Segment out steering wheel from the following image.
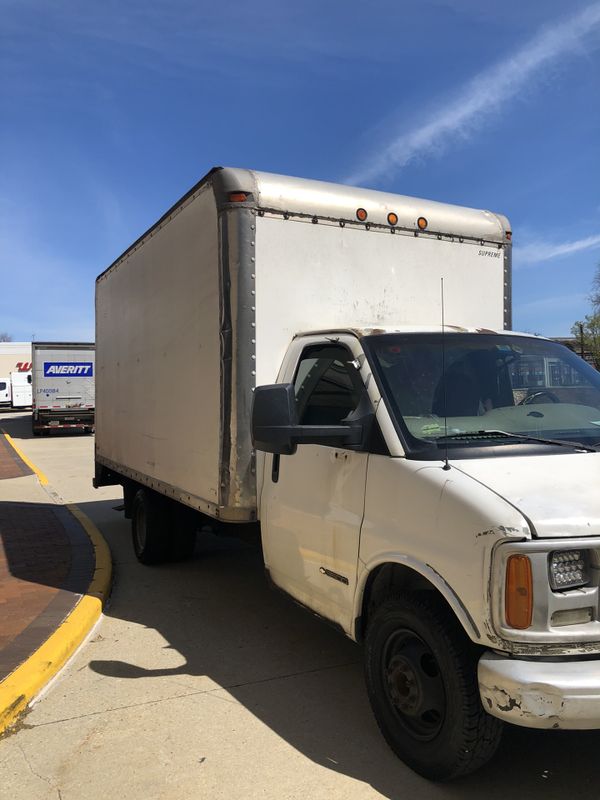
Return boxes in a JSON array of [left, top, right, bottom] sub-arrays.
[[518, 390, 561, 405]]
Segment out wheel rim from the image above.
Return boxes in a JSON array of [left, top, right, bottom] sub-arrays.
[[134, 499, 147, 553], [382, 628, 446, 741]]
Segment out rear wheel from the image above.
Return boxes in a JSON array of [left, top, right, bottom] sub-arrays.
[[365, 594, 503, 781], [131, 489, 170, 565], [169, 503, 197, 561], [131, 489, 197, 564]]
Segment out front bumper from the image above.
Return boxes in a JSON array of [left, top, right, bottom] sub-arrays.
[[478, 651, 600, 729]]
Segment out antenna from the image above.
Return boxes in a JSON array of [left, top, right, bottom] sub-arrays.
[[441, 278, 451, 471]]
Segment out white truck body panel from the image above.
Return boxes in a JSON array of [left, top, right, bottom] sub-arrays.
[[96, 185, 222, 513], [9, 371, 32, 408], [254, 216, 505, 386]]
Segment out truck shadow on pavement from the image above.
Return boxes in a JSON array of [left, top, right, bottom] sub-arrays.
[[68, 498, 600, 800], [0, 413, 93, 440]]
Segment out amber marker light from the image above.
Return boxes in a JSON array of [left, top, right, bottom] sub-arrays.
[[356, 207, 368, 222], [229, 192, 248, 202], [505, 554, 533, 629], [417, 216, 428, 230], [387, 212, 398, 226]]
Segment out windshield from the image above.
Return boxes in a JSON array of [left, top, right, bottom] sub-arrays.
[[364, 333, 600, 454]]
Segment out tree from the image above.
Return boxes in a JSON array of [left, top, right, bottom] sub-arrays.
[[590, 261, 600, 313], [0, 332, 13, 342], [571, 314, 600, 369]]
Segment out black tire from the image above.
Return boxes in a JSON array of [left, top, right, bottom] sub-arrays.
[[170, 528, 196, 561], [168, 503, 197, 561], [365, 594, 503, 781], [131, 488, 170, 565]]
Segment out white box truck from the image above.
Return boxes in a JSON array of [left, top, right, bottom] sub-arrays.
[[0, 377, 9, 406], [32, 342, 95, 434], [95, 168, 600, 780], [9, 370, 32, 409]]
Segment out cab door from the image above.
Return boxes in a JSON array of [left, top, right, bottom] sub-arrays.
[[260, 339, 375, 633]]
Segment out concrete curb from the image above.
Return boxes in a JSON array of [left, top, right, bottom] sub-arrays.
[[0, 503, 112, 735]]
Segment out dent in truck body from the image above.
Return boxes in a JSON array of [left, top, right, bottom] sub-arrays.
[[217, 204, 258, 512], [478, 651, 600, 729]]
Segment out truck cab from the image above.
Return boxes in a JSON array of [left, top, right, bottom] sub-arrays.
[[253, 325, 600, 779]]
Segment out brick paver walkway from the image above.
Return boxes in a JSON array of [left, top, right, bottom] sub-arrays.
[[0, 502, 95, 682], [0, 435, 33, 480]]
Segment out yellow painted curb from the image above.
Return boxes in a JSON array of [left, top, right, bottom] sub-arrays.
[[0, 504, 112, 735], [1, 430, 49, 485]]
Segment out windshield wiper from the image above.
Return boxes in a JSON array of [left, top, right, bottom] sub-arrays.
[[436, 429, 598, 453]]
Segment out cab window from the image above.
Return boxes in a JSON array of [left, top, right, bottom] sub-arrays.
[[294, 344, 364, 425]]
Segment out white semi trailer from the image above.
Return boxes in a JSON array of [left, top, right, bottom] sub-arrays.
[[95, 167, 600, 780], [32, 342, 95, 434]]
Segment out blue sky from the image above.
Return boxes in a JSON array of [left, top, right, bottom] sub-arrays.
[[1, 0, 599, 340]]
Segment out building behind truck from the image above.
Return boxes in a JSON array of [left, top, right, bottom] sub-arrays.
[[0, 341, 32, 379], [95, 167, 600, 780], [0, 343, 33, 409], [32, 342, 95, 434]]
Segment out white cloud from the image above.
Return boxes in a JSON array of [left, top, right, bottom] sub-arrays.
[[514, 232, 600, 266], [516, 293, 588, 313], [346, 2, 600, 185]]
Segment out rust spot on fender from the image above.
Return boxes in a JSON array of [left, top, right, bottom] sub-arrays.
[[476, 524, 521, 539]]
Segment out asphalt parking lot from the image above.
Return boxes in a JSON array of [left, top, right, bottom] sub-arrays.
[[1, 410, 600, 799]]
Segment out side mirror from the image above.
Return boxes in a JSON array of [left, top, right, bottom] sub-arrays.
[[251, 383, 374, 455], [252, 384, 300, 455]]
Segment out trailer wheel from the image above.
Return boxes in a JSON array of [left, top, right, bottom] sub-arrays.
[[364, 594, 502, 781], [168, 503, 197, 561], [131, 489, 170, 565]]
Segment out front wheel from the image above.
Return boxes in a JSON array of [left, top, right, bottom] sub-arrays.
[[365, 594, 503, 781]]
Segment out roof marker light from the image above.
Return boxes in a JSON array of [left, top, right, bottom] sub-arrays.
[[417, 216, 428, 230], [229, 192, 248, 203], [356, 208, 368, 222], [387, 212, 398, 226]]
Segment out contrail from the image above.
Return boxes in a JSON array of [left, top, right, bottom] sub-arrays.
[[346, 3, 600, 186], [515, 232, 600, 266]]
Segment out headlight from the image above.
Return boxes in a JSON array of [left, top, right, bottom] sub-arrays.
[[548, 550, 590, 591]]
